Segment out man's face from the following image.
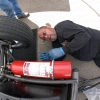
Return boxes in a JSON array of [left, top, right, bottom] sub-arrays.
[[38, 26, 57, 42]]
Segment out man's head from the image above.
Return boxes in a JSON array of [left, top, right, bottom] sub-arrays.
[[38, 26, 57, 42]]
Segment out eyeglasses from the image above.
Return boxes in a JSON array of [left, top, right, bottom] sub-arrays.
[[42, 27, 47, 41]]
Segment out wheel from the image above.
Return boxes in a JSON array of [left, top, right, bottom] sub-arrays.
[[0, 15, 34, 48]]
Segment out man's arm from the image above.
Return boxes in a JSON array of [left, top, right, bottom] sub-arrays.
[[62, 31, 91, 53], [56, 20, 91, 53]]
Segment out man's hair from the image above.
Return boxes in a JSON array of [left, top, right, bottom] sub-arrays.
[[39, 26, 46, 30], [39, 23, 51, 30]]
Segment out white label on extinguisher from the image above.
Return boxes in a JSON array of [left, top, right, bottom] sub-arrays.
[[23, 62, 52, 78]]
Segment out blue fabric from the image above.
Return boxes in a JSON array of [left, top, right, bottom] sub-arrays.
[[40, 47, 65, 60], [0, 0, 22, 18]]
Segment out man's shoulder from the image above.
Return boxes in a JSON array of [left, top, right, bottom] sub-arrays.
[[55, 20, 73, 27]]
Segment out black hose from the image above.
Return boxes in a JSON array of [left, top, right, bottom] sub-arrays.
[[4, 74, 77, 85]]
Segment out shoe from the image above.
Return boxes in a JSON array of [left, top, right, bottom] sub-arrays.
[[17, 12, 30, 19]]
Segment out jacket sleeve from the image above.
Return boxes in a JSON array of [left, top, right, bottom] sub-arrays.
[[61, 21, 91, 53]]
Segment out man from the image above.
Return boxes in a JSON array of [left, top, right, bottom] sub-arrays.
[[38, 20, 100, 68], [0, 0, 29, 19]]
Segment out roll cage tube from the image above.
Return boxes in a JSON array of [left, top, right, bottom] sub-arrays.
[[0, 40, 10, 72]]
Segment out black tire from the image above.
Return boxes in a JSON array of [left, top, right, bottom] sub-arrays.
[[0, 15, 34, 48]]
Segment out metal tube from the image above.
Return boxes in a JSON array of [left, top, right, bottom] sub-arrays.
[[71, 68, 79, 100]]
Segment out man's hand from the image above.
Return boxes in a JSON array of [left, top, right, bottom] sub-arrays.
[[40, 52, 50, 60], [40, 47, 65, 60]]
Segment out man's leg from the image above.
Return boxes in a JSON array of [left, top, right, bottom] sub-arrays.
[[0, 0, 16, 18], [9, 0, 29, 19], [8, 0, 22, 16]]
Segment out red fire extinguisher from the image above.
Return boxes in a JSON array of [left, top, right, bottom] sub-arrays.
[[9, 60, 72, 79]]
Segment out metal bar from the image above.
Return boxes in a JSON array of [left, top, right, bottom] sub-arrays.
[[71, 69, 79, 100]]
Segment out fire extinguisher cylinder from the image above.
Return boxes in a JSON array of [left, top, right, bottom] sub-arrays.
[[10, 60, 72, 79]]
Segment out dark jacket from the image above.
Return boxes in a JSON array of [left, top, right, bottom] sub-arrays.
[[52, 20, 100, 62]]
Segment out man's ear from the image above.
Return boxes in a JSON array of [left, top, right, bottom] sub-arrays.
[[46, 23, 51, 27], [46, 23, 52, 29], [46, 25, 51, 28]]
